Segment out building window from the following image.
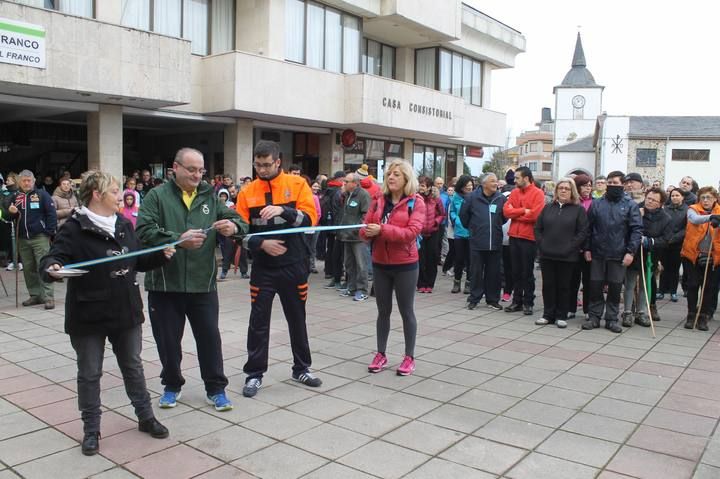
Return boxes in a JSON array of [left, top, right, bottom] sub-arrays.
[[413, 144, 457, 184], [528, 161, 537, 172], [362, 38, 395, 79], [636, 148, 657, 167], [285, 0, 361, 74], [671, 149, 710, 162], [343, 139, 403, 178], [573, 107, 584, 120], [529, 142, 538, 152], [119, 0, 234, 55], [415, 47, 482, 106], [542, 162, 552, 172], [15, 0, 93, 17]]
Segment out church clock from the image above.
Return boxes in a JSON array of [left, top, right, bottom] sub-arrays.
[[572, 95, 586, 108]]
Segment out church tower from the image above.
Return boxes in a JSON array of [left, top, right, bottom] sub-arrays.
[[552, 33, 604, 177]]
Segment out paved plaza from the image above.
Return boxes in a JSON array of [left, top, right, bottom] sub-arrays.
[[1, 264, 720, 479]]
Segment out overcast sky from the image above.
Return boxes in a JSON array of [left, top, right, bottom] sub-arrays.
[[470, 0, 720, 143]]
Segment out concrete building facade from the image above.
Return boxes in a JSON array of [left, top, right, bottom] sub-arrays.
[[0, 0, 525, 183]]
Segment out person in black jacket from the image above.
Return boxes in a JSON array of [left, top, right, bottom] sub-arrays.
[[582, 171, 643, 333], [7, 170, 57, 309], [322, 171, 346, 288], [459, 173, 506, 310], [40, 171, 174, 457], [658, 188, 688, 302], [534, 179, 588, 328], [621, 187, 672, 327]]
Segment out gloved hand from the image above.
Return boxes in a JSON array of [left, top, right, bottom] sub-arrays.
[[711, 215, 720, 228]]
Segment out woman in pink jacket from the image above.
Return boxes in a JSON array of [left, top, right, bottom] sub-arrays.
[[416, 176, 445, 293], [361, 159, 425, 376]]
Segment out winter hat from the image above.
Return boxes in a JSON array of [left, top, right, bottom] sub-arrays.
[[356, 164, 369, 178], [624, 172, 643, 184], [573, 174, 592, 189], [505, 169, 515, 186], [332, 170, 345, 180]]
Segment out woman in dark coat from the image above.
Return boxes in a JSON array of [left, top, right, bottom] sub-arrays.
[[534, 178, 588, 328], [40, 171, 174, 456], [658, 188, 688, 301]]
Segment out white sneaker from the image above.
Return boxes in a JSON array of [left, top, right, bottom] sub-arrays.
[[556, 319, 568, 328], [18, 263, 23, 271], [5, 262, 14, 271], [535, 318, 549, 325]]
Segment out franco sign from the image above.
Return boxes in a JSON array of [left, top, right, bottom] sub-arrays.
[[0, 18, 46, 69]]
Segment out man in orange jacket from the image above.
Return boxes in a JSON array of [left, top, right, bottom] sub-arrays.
[[235, 140, 321, 398], [502, 166, 546, 315]]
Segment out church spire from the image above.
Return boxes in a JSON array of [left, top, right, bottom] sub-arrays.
[[572, 32, 586, 68]]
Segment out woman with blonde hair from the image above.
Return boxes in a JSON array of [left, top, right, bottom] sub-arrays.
[[360, 159, 424, 376], [40, 171, 175, 456], [534, 178, 588, 328]]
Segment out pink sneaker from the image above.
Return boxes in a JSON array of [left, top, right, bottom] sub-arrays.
[[397, 356, 415, 376], [426, 288, 433, 294], [368, 352, 388, 373], [502, 293, 511, 302]]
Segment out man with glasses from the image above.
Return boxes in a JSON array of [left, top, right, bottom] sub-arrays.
[[235, 140, 322, 398], [337, 172, 370, 302], [136, 147, 248, 412]]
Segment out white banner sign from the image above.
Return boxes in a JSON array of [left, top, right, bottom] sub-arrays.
[[0, 17, 46, 69]]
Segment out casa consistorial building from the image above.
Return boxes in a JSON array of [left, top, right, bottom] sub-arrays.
[[0, 0, 524, 182]]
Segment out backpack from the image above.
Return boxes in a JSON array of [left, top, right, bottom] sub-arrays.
[[408, 197, 423, 249]]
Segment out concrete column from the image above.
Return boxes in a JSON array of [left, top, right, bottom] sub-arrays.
[[224, 119, 254, 180], [87, 105, 123, 180], [481, 63, 493, 108], [318, 133, 333, 176], [94, 0, 122, 24], [403, 139, 414, 162]]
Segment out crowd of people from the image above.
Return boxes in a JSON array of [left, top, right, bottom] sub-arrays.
[[1, 142, 719, 456]]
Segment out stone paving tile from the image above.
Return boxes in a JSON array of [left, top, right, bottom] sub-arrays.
[[155, 409, 231, 442], [188, 425, 275, 462], [536, 430, 621, 468], [599, 382, 666, 406], [503, 399, 576, 428], [4, 384, 75, 409], [439, 436, 526, 475], [14, 448, 115, 479], [339, 440, 430, 479], [418, 403, 495, 433], [125, 444, 223, 479], [658, 392, 720, 418], [286, 423, 371, 460], [383, 420, 465, 455], [473, 416, 553, 449], [330, 406, 409, 437], [477, 376, 542, 398], [643, 408, 717, 437], [404, 458, 495, 478], [301, 463, 376, 479], [506, 452, 599, 479], [285, 393, 361, 422], [627, 425, 708, 461], [694, 464, 720, 479], [583, 396, 652, 423], [98, 429, 179, 465], [240, 408, 321, 441], [0, 427, 76, 466], [561, 412, 637, 443], [368, 392, 442, 419], [606, 445, 696, 479], [527, 384, 594, 409], [549, 373, 610, 394], [193, 465, 256, 479], [450, 388, 520, 414], [0, 411, 47, 441]]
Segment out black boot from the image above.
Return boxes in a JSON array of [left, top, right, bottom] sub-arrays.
[[605, 321, 623, 333], [82, 432, 100, 456], [463, 281, 471, 294], [505, 303, 523, 313], [684, 313, 696, 329], [451, 280, 461, 294], [650, 304, 661, 322], [621, 312, 633, 328], [139, 417, 169, 439], [698, 314, 709, 332], [582, 317, 600, 330]]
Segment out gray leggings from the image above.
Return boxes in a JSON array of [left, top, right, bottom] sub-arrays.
[[374, 265, 418, 357]]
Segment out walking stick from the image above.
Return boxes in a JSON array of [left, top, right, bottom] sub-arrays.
[[639, 243, 656, 338], [13, 218, 19, 308], [693, 227, 717, 330]]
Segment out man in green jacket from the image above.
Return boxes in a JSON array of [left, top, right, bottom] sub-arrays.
[[136, 147, 248, 412]]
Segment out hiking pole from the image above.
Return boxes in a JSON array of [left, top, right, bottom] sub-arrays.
[[13, 218, 19, 308], [693, 227, 717, 330], [639, 242, 656, 338]]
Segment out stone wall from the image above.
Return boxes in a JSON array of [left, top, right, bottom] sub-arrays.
[[627, 139, 667, 186]]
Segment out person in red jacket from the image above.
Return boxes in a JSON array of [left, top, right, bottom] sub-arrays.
[[502, 166, 546, 315], [360, 158, 425, 376], [416, 176, 445, 293]]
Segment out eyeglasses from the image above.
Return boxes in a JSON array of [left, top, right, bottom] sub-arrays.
[[253, 161, 276, 170], [700, 195, 716, 201], [175, 163, 206, 175], [557, 186, 572, 191]]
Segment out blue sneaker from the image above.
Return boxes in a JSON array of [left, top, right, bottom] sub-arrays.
[[353, 291, 368, 302], [206, 392, 233, 411], [158, 390, 181, 408]]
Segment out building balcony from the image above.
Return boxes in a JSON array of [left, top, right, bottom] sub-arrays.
[[0, 1, 191, 108], [196, 51, 506, 146]]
